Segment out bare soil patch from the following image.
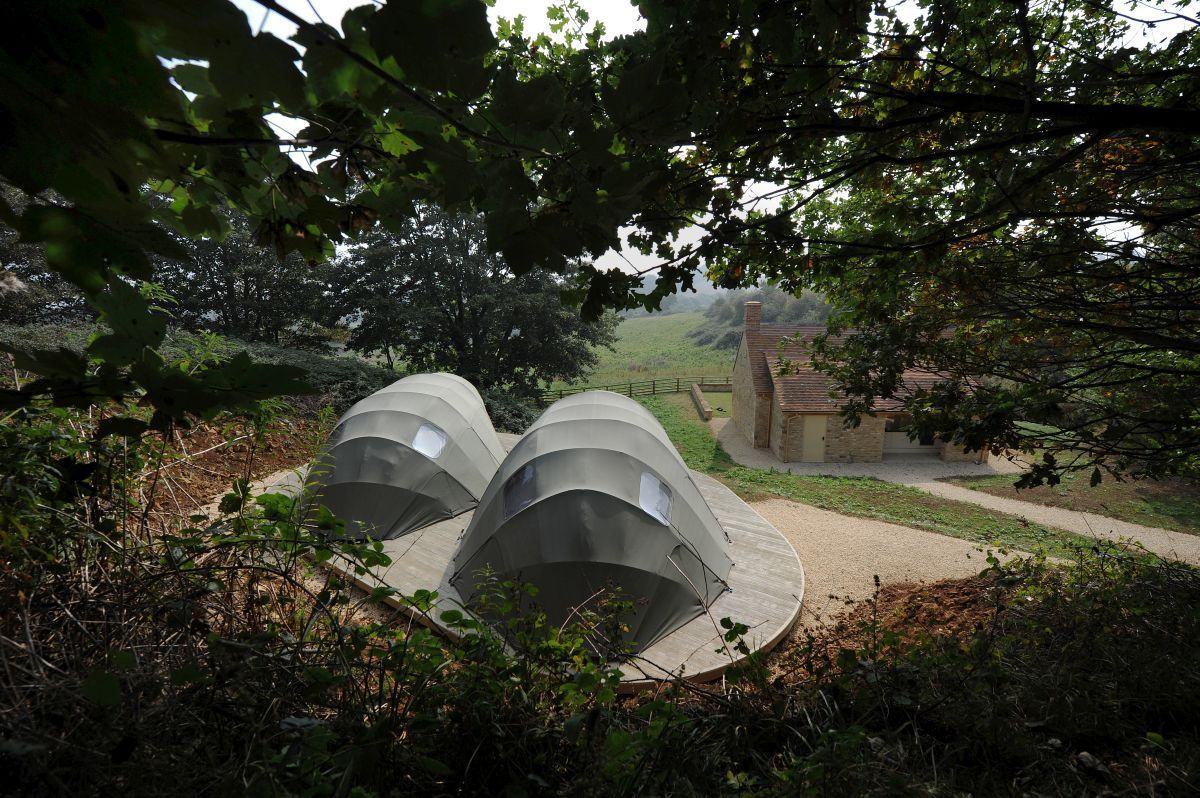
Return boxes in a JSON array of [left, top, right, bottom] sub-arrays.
[[141, 418, 327, 530], [771, 574, 1008, 682]]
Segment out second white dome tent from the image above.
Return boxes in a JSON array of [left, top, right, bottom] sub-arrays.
[[304, 373, 506, 540], [450, 391, 735, 652]]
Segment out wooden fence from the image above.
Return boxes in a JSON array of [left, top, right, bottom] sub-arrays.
[[538, 375, 732, 405]]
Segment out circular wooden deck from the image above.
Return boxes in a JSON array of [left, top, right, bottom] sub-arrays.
[[273, 433, 805, 688]]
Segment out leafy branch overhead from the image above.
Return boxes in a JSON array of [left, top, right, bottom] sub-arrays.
[[2, 0, 1199, 477]]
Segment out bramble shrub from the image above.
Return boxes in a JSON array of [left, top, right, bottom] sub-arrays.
[[3, 353, 1199, 795]]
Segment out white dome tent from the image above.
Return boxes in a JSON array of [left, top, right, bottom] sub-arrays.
[[450, 391, 735, 652], [303, 373, 506, 540]]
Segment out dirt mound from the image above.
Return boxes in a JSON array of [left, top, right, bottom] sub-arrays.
[[772, 574, 1008, 682]]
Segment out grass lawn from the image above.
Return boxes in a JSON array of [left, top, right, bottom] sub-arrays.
[[699, 389, 731, 417], [943, 471, 1200, 535], [549, 312, 733, 389], [641, 395, 1100, 559]]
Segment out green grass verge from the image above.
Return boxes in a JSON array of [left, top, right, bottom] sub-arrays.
[[943, 471, 1200, 536], [641, 394, 1099, 559], [699, 389, 731, 417], [550, 312, 733, 389]]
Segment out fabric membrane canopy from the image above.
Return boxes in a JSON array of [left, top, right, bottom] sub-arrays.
[[304, 373, 505, 540], [451, 391, 734, 652]]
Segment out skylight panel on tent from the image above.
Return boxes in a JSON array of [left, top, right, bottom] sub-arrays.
[[503, 463, 536, 520], [411, 421, 448, 459], [639, 472, 672, 525]]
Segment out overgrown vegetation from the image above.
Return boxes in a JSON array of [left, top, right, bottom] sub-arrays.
[[5, 393, 1198, 795], [641, 395, 1096, 558], [0, 323, 398, 414], [6, 318, 1195, 795]]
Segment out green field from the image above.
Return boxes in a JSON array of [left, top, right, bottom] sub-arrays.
[[699, 389, 731, 417], [549, 312, 734, 389]]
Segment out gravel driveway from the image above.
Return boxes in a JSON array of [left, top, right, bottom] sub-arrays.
[[750, 498, 1007, 625]]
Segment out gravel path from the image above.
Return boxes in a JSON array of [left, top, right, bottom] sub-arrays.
[[750, 498, 1004, 625], [909, 480, 1200, 564], [712, 418, 1200, 565]]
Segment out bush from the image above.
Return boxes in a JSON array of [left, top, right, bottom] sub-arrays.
[[481, 387, 541, 433], [4, 390, 1200, 796], [236, 341, 396, 414], [0, 321, 94, 354], [6, 327, 1200, 797], [0, 323, 398, 415]]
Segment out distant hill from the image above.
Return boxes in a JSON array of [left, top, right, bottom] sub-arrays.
[[689, 286, 834, 349], [619, 274, 731, 318]]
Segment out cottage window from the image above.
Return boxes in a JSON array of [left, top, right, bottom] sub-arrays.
[[885, 414, 934, 445]]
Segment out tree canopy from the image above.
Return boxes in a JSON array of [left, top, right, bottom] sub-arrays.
[[153, 209, 325, 344], [1, 0, 1198, 478], [326, 206, 617, 395]]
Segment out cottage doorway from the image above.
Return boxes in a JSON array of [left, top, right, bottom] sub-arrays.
[[801, 415, 826, 462]]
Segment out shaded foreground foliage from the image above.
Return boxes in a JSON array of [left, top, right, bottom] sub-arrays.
[[3, 387, 1198, 795]]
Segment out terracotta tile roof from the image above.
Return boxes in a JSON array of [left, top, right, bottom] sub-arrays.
[[744, 324, 831, 395], [766, 355, 949, 414]]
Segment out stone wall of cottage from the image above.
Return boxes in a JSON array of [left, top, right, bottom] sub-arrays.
[[731, 342, 763, 446], [823, 415, 886, 463], [753, 393, 772, 448], [768, 394, 785, 460], [936, 439, 990, 463], [781, 413, 811, 462]]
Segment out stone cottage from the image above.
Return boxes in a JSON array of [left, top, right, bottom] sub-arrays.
[[730, 301, 986, 464]]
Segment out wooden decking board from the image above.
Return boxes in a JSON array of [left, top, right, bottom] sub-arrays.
[[279, 433, 804, 688]]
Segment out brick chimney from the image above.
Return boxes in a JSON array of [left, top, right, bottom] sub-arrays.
[[743, 300, 762, 329]]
